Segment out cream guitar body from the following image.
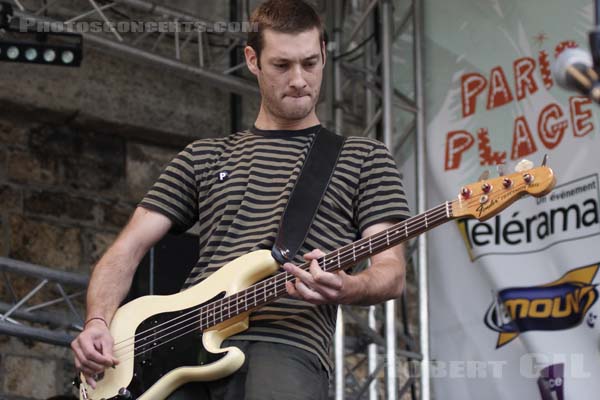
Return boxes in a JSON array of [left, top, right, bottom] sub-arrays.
[[80, 250, 279, 400]]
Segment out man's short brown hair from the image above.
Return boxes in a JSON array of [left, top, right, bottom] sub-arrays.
[[247, 0, 325, 67]]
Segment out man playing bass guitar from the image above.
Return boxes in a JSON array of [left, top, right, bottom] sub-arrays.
[[71, 1, 410, 398]]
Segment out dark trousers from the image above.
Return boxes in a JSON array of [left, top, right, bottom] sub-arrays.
[[168, 340, 330, 400]]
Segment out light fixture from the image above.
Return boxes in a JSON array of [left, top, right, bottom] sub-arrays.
[[43, 49, 56, 62], [61, 50, 74, 64], [25, 48, 37, 61], [0, 1, 83, 67], [6, 46, 19, 59]]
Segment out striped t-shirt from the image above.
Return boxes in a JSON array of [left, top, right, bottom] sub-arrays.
[[139, 124, 410, 374]]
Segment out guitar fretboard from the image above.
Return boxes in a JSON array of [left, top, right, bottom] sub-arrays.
[[197, 201, 454, 330]]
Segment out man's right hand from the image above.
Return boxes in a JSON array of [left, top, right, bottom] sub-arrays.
[[71, 319, 120, 389]]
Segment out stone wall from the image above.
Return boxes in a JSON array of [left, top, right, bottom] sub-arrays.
[[0, 113, 187, 399]]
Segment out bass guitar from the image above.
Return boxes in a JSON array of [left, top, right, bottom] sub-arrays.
[[79, 162, 556, 400]]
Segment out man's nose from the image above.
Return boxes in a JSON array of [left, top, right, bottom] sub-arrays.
[[289, 64, 308, 89]]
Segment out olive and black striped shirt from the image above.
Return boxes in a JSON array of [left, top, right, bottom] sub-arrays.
[[139, 124, 410, 374]]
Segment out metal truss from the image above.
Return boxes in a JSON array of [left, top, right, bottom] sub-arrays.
[[326, 0, 425, 399], [6, 0, 259, 96], [0, 257, 86, 346]]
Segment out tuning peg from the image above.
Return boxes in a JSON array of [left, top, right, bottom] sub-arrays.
[[478, 170, 490, 181], [541, 154, 548, 167], [514, 159, 534, 172], [496, 164, 505, 176]]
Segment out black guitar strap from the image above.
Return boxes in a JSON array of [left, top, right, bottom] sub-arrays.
[[271, 127, 345, 265]]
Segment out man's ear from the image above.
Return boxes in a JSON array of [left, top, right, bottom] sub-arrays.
[[321, 41, 326, 68], [245, 45, 260, 76]]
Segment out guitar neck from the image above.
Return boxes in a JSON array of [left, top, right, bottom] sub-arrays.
[[204, 201, 455, 329]]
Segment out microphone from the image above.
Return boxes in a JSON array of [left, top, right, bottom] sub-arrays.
[[552, 48, 600, 102]]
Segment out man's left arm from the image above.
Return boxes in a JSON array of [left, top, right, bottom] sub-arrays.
[[284, 221, 406, 305]]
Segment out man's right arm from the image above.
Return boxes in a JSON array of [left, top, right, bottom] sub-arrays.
[[71, 206, 173, 387]]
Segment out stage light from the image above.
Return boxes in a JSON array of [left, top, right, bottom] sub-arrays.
[[0, 37, 83, 67], [0, 1, 83, 67], [25, 48, 37, 61], [61, 50, 74, 64], [43, 49, 56, 62], [6, 46, 19, 59]]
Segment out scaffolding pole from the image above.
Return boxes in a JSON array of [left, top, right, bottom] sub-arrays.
[[413, 0, 431, 397], [333, 1, 345, 398], [380, 2, 398, 399]]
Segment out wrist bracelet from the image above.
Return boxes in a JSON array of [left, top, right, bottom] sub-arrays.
[[84, 317, 108, 328]]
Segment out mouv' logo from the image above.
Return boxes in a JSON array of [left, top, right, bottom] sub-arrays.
[[484, 264, 599, 348]]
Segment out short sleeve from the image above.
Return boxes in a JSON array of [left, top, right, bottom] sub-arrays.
[[355, 141, 411, 233], [139, 143, 198, 233]]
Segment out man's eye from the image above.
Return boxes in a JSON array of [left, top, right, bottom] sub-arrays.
[[275, 64, 287, 69]]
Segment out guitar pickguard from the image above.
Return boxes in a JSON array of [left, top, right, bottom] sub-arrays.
[[114, 292, 227, 399]]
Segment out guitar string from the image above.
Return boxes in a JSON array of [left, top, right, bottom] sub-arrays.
[[112, 202, 454, 356], [111, 204, 451, 358], [111, 204, 450, 356], [115, 202, 450, 347], [111, 201, 449, 352], [117, 176, 533, 361], [112, 182, 530, 357], [114, 206, 454, 362]]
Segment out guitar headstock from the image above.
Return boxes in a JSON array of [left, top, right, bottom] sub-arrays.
[[452, 160, 556, 221]]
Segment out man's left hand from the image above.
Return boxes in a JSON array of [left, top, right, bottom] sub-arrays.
[[283, 249, 353, 305]]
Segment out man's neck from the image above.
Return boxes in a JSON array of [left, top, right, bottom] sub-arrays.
[[254, 107, 320, 131]]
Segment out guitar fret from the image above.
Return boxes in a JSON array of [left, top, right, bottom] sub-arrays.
[[273, 275, 279, 300], [217, 299, 222, 324], [352, 244, 356, 261], [265, 278, 277, 298]]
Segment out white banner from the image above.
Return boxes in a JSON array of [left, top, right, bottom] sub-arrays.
[[424, 1, 600, 398]]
